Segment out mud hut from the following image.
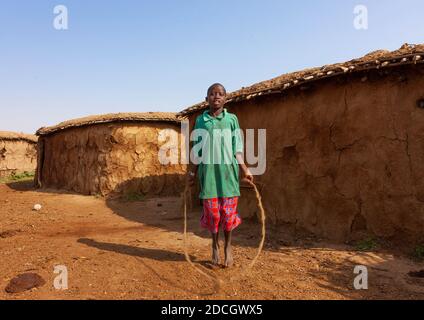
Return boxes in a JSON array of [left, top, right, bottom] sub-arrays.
[[0, 131, 37, 178], [178, 43, 424, 242], [35, 112, 185, 197]]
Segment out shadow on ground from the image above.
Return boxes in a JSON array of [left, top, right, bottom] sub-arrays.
[[6, 179, 424, 298], [304, 249, 424, 299], [5, 180, 35, 191], [104, 177, 269, 251], [77, 238, 196, 262]]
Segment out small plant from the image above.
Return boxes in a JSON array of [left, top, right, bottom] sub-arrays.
[[0, 171, 35, 184], [10, 171, 35, 181], [123, 192, 145, 202], [412, 244, 424, 262], [355, 237, 378, 251]]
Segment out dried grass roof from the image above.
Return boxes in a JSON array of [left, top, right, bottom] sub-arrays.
[[178, 43, 424, 116], [0, 131, 38, 143], [36, 112, 180, 136]]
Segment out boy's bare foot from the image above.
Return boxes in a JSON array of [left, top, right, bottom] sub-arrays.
[[212, 244, 220, 265], [211, 232, 220, 265], [224, 245, 233, 268]]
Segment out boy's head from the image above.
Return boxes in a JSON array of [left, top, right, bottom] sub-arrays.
[[206, 83, 227, 111]]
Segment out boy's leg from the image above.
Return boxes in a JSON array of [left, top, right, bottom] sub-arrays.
[[211, 231, 220, 265], [224, 230, 233, 267], [220, 197, 241, 268], [200, 198, 221, 265]]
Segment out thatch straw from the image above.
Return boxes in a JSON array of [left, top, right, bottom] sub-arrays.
[[178, 43, 424, 116], [36, 112, 180, 136], [0, 131, 38, 143]]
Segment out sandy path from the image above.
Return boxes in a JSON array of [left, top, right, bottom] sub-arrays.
[[1, 181, 424, 300]]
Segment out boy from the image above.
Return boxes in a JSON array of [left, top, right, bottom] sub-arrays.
[[188, 83, 253, 268]]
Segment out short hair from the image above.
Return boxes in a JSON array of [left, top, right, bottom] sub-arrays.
[[207, 83, 227, 96]]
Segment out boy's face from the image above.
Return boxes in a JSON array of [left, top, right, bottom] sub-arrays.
[[206, 85, 226, 111]]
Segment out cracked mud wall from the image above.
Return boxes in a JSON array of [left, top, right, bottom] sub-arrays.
[[38, 122, 186, 197], [187, 65, 424, 242], [0, 140, 37, 178]]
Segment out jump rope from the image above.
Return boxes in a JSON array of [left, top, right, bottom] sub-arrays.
[[182, 179, 266, 294]]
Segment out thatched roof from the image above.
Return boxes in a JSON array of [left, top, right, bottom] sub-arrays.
[[36, 112, 180, 136], [0, 131, 38, 143], [177, 43, 424, 117]]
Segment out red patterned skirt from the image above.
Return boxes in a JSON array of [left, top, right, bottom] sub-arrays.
[[200, 197, 242, 234]]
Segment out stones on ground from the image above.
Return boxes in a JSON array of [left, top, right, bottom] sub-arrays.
[[0, 229, 21, 238], [5, 273, 46, 293], [408, 270, 424, 278]]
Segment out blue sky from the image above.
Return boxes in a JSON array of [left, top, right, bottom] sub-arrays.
[[1, 0, 424, 133]]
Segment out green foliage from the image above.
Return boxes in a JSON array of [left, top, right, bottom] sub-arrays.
[[355, 237, 378, 251], [0, 171, 35, 184], [123, 192, 145, 202], [10, 171, 35, 181], [412, 244, 424, 262]]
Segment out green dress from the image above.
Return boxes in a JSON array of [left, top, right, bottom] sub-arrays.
[[192, 108, 244, 199]]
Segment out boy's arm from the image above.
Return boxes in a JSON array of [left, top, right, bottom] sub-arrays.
[[187, 163, 198, 186], [187, 117, 200, 186], [233, 115, 253, 183], [236, 152, 253, 183], [188, 163, 198, 175]]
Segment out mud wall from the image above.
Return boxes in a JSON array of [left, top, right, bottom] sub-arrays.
[[38, 122, 186, 196], [187, 65, 424, 242], [0, 140, 37, 178]]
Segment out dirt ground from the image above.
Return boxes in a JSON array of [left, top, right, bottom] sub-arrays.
[[1, 181, 424, 300]]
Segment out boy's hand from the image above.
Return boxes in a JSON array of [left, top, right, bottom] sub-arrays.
[[242, 167, 254, 184], [187, 171, 196, 186]]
